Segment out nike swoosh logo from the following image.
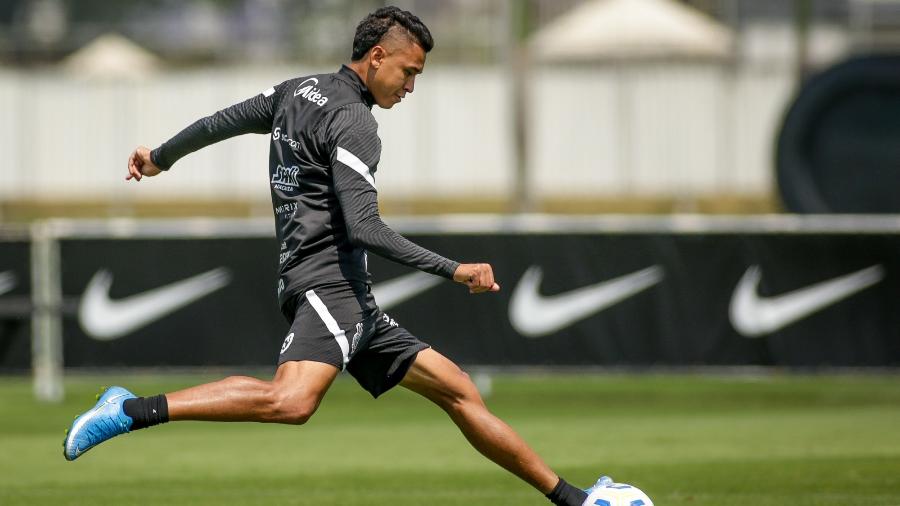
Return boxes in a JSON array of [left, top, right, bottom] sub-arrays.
[[509, 265, 665, 338], [729, 264, 885, 337], [0, 271, 16, 296], [79, 268, 232, 340], [371, 271, 443, 310]]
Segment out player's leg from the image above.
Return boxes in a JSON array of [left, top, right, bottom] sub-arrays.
[[63, 360, 339, 461], [400, 349, 589, 505], [64, 284, 363, 461], [165, 359, 339, 423], [347, 311, 588, 506], [399, 348, 560, 493]]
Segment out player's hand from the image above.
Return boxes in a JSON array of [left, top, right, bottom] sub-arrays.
[[127, 146, 162, 181], [453, 263, 500, 294]]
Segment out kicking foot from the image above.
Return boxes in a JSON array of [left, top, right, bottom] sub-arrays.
[[583, 475, 654, 506], [584, 476, 614, 495]]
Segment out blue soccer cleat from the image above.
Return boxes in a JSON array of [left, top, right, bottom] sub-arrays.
[[63, 386, 136, 461], [585, 475, 615, 495], [583, 475, 655, 506]]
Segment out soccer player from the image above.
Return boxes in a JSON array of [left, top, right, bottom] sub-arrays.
[[64, 7, 597, 506]]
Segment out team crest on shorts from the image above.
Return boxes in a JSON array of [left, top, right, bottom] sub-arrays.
[[382, 313, 399, 328], [280, 332, 295, 354]]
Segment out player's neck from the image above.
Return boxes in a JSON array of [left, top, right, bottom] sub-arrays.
[[346, 61, 369, 87]]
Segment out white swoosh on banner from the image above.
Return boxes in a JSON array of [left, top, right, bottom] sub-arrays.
[[509, 265, 664, 338], [371, 271, 443, 310], [729, 264, 885, 337], [79, 268, 232, 341], [0, 271, 16, 296]]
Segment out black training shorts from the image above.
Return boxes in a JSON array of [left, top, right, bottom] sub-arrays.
[[278, 281, 429, 398]]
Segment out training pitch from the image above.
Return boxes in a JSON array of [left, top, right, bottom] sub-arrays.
[[1, 372, 899, 505]]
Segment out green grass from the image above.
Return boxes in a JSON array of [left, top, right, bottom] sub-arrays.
[[1, 372, 899, 505]]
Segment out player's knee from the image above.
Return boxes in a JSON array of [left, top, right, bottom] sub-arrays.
[[266, 387, 319, 425], [438, 370, 484, 414], [283, 403, 317, 425], [278, 397, 319, 425]]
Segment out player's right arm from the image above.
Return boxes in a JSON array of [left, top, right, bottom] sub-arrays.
[[127, 83, 286, 180], [451, 263, 500, 294], [327, 106, 499, 294]]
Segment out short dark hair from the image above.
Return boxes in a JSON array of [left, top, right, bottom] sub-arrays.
[[351, 6, 434, 61]]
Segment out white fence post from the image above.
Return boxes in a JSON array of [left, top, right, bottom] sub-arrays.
[[31, 222, 64, 402]]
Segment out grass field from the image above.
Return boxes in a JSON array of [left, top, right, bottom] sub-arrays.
[[1, 372, 899, 505]]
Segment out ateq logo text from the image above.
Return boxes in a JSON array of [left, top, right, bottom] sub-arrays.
[[294, 78, 329, 106]]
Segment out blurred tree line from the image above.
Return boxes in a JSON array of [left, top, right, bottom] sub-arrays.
[[0, 0, 855, 66]]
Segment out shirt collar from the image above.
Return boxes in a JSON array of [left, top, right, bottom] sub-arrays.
[[337, 65, 375, 109]]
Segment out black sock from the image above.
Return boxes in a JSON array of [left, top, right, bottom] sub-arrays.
[[546, 477, 588, 506], [122, 394, 169, 430]]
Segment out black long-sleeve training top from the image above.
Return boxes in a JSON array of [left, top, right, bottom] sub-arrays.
[[151, 65, 459, 308]]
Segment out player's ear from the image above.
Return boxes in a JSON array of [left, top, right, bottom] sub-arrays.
[[370, 45, 386, 69]]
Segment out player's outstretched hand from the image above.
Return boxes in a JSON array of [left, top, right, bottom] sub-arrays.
[[127, 146, 162, 181], [453, 263, 500, 294]]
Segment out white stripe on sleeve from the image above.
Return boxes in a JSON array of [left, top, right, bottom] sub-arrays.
[[336, 147, 376, 189]]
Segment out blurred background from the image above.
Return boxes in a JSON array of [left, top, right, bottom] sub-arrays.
[[1, 0, 899, 219], [2, 5, 899, 505], [2, 0, 900, 378]]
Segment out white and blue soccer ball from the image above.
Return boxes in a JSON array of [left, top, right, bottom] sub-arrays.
[[584, 476, 654, 506]]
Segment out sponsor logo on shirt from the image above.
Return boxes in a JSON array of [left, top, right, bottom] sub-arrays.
[[272, 127, 301, 150], [294, 78, 329, 106], [275, 202, 297, 216], [279, 241, 290, 265], [271, 164, 300, 191]]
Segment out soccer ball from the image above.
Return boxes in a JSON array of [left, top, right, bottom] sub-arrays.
[[584, 476, 654, 506]]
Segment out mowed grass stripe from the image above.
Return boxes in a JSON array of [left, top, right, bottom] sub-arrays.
[[1, 373, 898, 505]]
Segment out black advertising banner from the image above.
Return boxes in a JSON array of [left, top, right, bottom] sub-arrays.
[[54, 230, 900, 368], [0, 239, 32, 369], [372, 233, 900, 367], [60, 238, 286, 368]]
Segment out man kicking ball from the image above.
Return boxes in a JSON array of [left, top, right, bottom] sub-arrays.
[[64, 6, 605, 506]]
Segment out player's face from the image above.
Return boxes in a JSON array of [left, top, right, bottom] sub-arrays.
[[369, 41, 425, 109]]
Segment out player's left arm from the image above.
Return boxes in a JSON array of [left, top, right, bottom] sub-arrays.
[[127, 82, 286, 181]]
